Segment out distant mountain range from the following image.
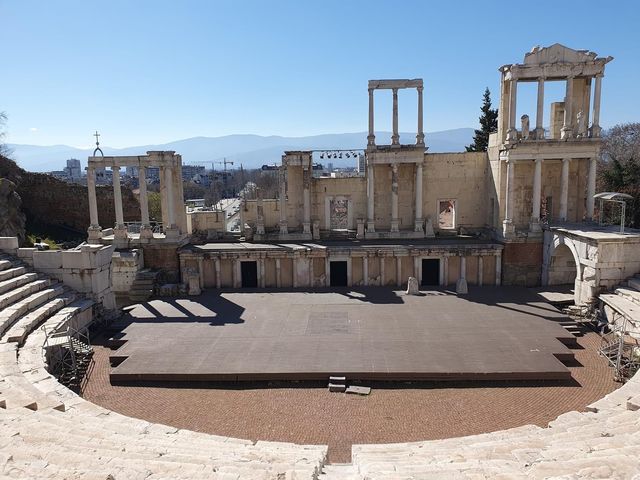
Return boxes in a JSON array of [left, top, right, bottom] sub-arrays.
[[6, 129, 474, 172]]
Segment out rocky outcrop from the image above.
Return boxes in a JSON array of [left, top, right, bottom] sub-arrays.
[[0, 178, 26, 244]]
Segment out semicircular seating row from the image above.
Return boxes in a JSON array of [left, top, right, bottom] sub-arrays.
[[1, 250, 640, 479]]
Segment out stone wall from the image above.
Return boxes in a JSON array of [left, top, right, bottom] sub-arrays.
[[502, 240, 543, 286]]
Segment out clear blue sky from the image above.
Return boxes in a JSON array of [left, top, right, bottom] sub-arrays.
[[1, 0, 639, 148]]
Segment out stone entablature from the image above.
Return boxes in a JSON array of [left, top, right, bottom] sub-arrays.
[[87, 151, 187, 246]]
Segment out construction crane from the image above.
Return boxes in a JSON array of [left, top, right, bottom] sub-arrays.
[[211, 158, 234, 173]]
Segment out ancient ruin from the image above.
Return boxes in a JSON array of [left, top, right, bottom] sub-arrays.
[[1, 44, 640, 478]]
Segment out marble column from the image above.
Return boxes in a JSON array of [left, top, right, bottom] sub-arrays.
[[379, 256, 385, 286], [112, 166, 127, 239], [456, 256, 468, 294], [302, 166, 311, 234], [478, 256, 484, 286], [559, 158, 571, 222], [591, 74, 603, 138], [363, 256, 368, 286], [232, 258, 238, 288], [396, 256, 402, 287], [86, 166, 102, 243], [308, 257, 314, 288], [495, 252, 502, 286], [413, 257, 419, 280], [530, 158, 543, 232], [367, 88, 375, 146], [139, 166, 153, 239], [414, 162, 424, 233], [325, 257, 330, 287], [561, 76, 574, 140], [164, 167, 176, 236], [391, 88, 399, 145], [586, 157, 597, 220], [367, 162, 375, 232], [507, 80, 518, 142], [279, 168, 288, 235], [416, 86, 425, 145], [275, 258, 281, 288], [535, 77, 545, 139], [442, 256, 449, 286], [259, 258, 266, 288], [390, 164, 399, 233], [292, 258, 298, 288], [214, 258, 221, 289], [502, 160, 515, 237]]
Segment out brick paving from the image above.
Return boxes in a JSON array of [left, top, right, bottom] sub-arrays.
[[83, 329, 618, 464]]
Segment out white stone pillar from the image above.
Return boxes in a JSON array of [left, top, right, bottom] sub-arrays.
[[308, 257, 314, 288], [215, 258, 221, 289], [292, 258, 298, 288], [530, 158, 543, 232], [535, 77, 545, 139], [414, 162, 423, 233], [502, 160, 515, 237], [302, 166, 311, 234], [368, 88, 375, 146], [279, 168, 288, 235], [275, 258, 281, 288], [507, 80, 518, 142], [591, 74, 603, 137], [478, 256, 484, 286], [559, 158, 570, 222], [390, 164, 399, 233], [138, 166, 153, 239], [561, 76, 574, 140], [367, 162, 375, 232], [379, 256, 385, 286], [165, 167, 176, 228], [259, 258, 266, 288], [442, 256, 449, 286], [232, 258, 238, 288], [456, 256, 468, 294], [413, 257, 419, 279], [363, 256, 368, 286], [587, 157, 597, 220], [325, 257, 330, 287], [112, 166, 127, 240], [86, 166, 102, 243], [416, 86, 425, 145], [495, 252, 502, 286], [391, 88, 399, 145], [396, 256, 402, 287]]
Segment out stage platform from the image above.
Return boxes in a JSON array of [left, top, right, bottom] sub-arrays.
[[109, 287, 578, 383]]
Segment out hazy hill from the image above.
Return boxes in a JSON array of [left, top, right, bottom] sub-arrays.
[[6, 129, 473, 172]]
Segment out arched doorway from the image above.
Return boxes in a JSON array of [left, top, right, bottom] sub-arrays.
[[547, 243, 579, 286]]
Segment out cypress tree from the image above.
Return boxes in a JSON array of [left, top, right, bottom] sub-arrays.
[[466, 88, 498, 152]]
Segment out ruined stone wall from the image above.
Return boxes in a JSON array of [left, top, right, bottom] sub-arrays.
[[0, 178, 26, 244], [502, 240, 543, 286], [312, 177, 366, 229]]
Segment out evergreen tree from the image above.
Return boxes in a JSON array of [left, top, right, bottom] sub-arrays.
[[465, 88, 498, 152]]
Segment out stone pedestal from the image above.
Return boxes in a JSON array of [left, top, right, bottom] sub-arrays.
[[502, 220, 515, 238], [279, 221, 288, 236], [139, 226, 154, 239], [114, 226, 128, 240], [187, 274, 201, 296], [406, 276, 419, 295], [356, 219, 365, 239], [312, 220, 320, 240], [456, 278, 468, 295], [87, 226, 103, 244], [302, 222, 311, 235], [390, 219, 399, 233], [424, 218, 435, 237]]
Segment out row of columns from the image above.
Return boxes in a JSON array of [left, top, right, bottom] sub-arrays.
[[366, 162, 424, 233], [503, 156, 597, 236], [507, 74, 604, 142], [86, 164, 180, 243], [367, 86, 425, 147], [206, 253, 502, 289]]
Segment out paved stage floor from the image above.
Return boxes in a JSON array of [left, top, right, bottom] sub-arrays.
[[110, 287, 577, 383]]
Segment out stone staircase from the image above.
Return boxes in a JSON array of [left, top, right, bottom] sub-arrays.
[[0, 252, 328, 477], [128, 269, 159, 303]]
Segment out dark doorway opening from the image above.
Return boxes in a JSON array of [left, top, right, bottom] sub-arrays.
[[241, 261, 258, 288], [330, 261, 348, 287], [422, 259, 440, 286]]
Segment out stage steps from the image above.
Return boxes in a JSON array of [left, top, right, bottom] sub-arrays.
[[128, 269, 158, 302]]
